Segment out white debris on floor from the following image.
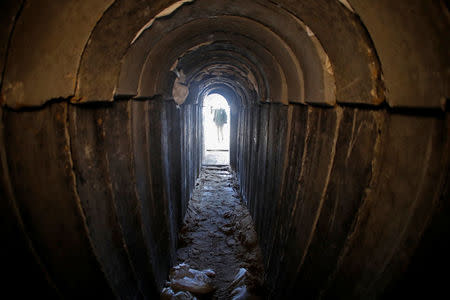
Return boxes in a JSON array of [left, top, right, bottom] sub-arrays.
[[162, 166, 265, 299]]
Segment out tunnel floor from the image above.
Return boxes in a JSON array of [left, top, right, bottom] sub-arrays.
[[172, 166, 264, 299], [203, 150, 230, 166]]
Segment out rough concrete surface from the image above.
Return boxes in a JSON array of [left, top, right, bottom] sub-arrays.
[[2, 0, 114, 108]]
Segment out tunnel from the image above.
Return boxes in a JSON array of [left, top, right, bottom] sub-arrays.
[[0, 0, 449, 299]]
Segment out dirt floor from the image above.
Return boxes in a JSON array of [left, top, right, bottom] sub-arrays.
[[174, 166, 265, 299]]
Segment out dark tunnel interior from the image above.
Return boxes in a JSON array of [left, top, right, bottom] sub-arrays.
[[0, 0, 449, 299]]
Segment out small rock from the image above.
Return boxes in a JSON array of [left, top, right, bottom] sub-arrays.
[[240, 215, 252, 228], [219, 224, 234, 235], [223, 211, 232, 219], [162, 287, 199, 299], [177, 248, 188, 261], [169, 263, 216, 295], [243, 231, 257, 249], [180, 225, 189, 234], [161, 287, 175, 299], [202, 269, 216, 278], [226, 237, 236, 246]]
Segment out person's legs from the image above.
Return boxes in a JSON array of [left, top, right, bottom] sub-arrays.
[[219, 125, 224, 141], [216, 124, 220, 142]]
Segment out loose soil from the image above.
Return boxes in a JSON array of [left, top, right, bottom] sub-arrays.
[[175, 166, 265, 299]]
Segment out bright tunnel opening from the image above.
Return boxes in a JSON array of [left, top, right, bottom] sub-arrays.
[[202, 93, 230, 166]]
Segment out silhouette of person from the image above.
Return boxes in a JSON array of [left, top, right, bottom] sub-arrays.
[[213, 108, 227, 142]]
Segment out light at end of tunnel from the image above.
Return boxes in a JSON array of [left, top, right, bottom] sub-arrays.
[[203, 93, 230, 165]]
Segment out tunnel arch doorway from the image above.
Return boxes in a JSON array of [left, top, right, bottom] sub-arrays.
[[202, 93, 230, 166]]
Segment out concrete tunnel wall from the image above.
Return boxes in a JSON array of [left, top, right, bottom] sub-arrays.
[[1, 100, 202, 299], [0, 0, 449, 299]]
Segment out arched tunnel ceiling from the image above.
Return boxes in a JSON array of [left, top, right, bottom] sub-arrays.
[[122, 34, 283, 105], [0, 0, 448, 109], [132, 16, 305, 105], [117, 0, 341, 105]]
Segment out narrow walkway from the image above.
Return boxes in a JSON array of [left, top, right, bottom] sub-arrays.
[[175, 166, 265, 299]]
